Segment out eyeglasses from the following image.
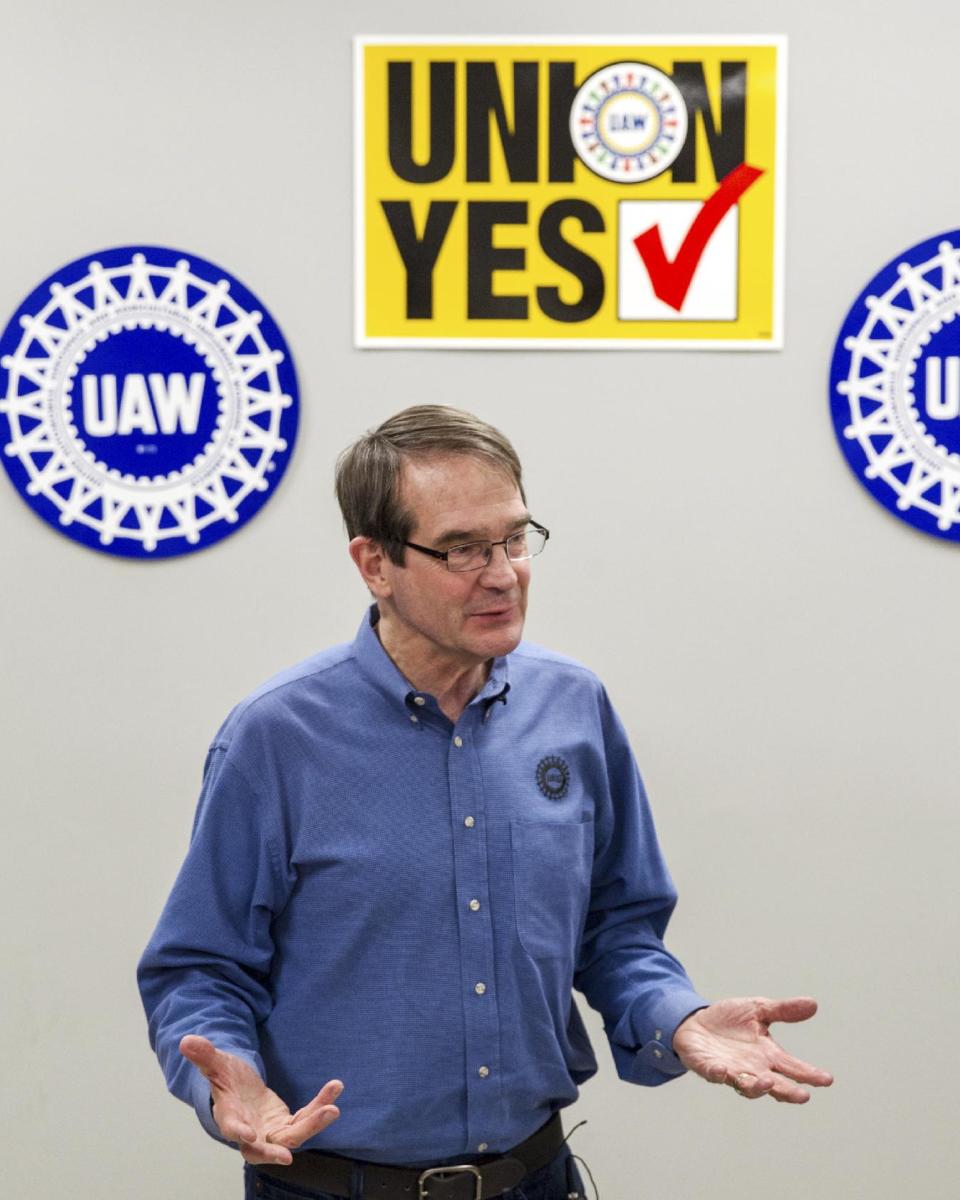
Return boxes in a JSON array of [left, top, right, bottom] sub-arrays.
[[403, 523, 550, 573]]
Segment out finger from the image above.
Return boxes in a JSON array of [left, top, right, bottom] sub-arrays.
[[218, 1111, 258, 1144], [757, 996, 819, 1025], [209, 1091, 260, 1145], [767, 1076, 813, 1104], [727, 1071, 774, 1100], [769, 1049, 834, 1088], [289, 1079, 345, 1122], [267, 1104, 340, 1148], [239, 1138, 295, 1167], [271, 1080, 344, 1147]]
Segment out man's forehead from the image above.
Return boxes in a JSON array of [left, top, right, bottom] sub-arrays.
[[399, 454, 525, 536]]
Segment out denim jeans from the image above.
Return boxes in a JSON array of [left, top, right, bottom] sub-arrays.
[[244, 1145, 586, 1200]]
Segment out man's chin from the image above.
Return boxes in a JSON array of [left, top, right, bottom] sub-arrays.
[[466, 615, 525, 659]]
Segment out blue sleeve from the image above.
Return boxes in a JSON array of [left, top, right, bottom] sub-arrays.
[[573, 688, 709, 1086], [137, 742, 294, 1140]]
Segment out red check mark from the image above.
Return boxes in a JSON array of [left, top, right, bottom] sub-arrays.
[[632, 163, 764, 311]]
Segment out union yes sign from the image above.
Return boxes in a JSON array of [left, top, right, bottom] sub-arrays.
[[355, 36, 786, 348]]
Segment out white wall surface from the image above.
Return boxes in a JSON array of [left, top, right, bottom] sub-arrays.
[[2, 1, 958, 1197]]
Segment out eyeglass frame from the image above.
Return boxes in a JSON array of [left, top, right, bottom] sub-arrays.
[[401, 522, 550, 573]]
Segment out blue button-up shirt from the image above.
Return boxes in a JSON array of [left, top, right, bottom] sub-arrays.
[[138, 607, 708, 1164]]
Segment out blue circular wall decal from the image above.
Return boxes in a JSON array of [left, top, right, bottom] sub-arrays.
[[0, 246, 299, 558], [830, 231, 960, 543]]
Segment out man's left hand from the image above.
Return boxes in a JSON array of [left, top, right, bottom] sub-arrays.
[[672, 996, 833, 1103]]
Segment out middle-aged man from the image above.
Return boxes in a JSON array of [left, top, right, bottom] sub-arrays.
[[139, 406, 832, 1200]]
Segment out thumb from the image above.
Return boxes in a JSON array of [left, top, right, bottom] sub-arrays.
[[179, 1036, 264, 1098], [179, 1037, 258, 1143], [179, 1034, 228, 1083], [759, 996, 819, 1025]]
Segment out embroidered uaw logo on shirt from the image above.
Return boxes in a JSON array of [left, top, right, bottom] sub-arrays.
[[0, 245, 299, 558], [536, 756, 570, 799]]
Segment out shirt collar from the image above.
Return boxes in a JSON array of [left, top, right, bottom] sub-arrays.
[[354, 604, 511, 712]]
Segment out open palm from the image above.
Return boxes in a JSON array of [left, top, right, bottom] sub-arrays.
[[672, 996, 833, 1103], [180, 1035, 343, 1165]]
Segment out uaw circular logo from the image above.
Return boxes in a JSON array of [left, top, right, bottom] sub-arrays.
[[569, 61, 688, 184], [0, 246, 298, 558], [536, 756, 570, 800], [830, 231, 960, 542]]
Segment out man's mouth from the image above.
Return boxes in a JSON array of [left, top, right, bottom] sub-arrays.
[[468, 604, 516, 618]]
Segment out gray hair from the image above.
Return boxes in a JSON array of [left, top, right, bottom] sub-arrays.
[[335, 405, 525, 564]]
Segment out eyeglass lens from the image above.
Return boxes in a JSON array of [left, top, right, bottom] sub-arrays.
[[446, 527, 546, 572]]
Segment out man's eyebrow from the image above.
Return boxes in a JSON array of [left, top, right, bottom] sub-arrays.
[[433, 512, 533, 547]]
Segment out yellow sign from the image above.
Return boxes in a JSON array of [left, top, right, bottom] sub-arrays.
[[355, 36, 786, 349]]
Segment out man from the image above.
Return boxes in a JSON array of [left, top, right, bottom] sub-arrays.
[[138, 406, 832, 1200]]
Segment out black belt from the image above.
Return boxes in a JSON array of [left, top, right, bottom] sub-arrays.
[[251, 1112, 565, 1200]]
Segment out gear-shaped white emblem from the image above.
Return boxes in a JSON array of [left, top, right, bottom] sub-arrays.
[[835, 239, 960, 533], [569, 61, 688, 184], [0, 251, 294, 552]]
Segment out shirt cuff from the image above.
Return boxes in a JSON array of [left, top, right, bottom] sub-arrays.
[[610, 991, 710, 1086]]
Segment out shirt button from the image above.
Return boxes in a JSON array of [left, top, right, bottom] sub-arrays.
[[464, 816, 475, 828], [409, 715, 419, 724], [469, 899, 480, 911], [478, 1066, 490, 1078], [453, 735, 463, 748], [413, 696, 426, 706], [653, 1048, 663, 1059], [655, 1029, 663, 1040], [474, 982, 486, 995], [477, 1143, 488, 1153]]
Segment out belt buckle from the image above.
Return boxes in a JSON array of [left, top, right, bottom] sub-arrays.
[[417, 1163, 482, 1200]]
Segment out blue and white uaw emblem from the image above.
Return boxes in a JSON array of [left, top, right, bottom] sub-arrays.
[[0, 246, 299, 558], [830, 231, 960, 542]]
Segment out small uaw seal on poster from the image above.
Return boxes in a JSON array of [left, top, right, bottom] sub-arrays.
[[569, 60, 688, 184], [830, 231, 960, 542], [0, 246, 299, 559]]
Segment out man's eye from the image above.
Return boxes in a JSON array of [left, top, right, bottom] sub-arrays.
[[447, 543, 479, 560]]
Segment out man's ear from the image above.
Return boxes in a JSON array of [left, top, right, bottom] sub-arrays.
[[349, 536, 393, 599]]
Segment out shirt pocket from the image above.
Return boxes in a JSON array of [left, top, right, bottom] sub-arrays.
[[511, 818, 593, 960]]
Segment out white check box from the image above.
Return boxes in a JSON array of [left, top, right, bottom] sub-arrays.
[[618, 200, 740, 321]]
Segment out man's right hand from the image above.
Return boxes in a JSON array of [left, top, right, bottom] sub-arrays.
[[180, 1035, 343, 1166]]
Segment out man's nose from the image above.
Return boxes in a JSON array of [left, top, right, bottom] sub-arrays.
[[478, 543, 519, 585]]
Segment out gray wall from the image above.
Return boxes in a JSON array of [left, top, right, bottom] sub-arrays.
[[2, 2, 957, 1197]]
